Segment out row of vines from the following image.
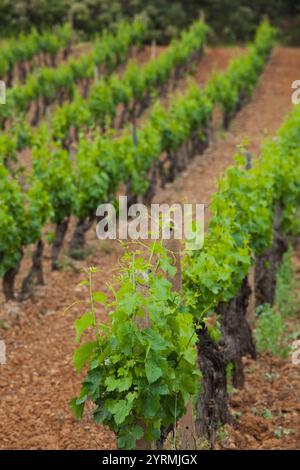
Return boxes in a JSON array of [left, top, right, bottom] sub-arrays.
[[0, 20, 275, 302], [0, 24, 73, 86], [0, 17, 147, 129]]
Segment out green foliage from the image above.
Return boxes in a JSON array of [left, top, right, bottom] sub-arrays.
[[150, 83, 212, 153], [183, 95, 300, 319], [0, 24, 72, 79], [26, 18, 209, 225], [32, 143, 76, 225], [71, 243, 199, 449], [34, 20, 271, 228], [0, 17, 147, 130], [0, 164, 52, 276], [0, 1, 296, 44], [67, 19, 208, 135], [255, 304, 289, 358], [275, 247, 299, 317]]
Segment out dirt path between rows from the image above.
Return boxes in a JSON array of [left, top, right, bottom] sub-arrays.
[[0, 47, 300, 450]]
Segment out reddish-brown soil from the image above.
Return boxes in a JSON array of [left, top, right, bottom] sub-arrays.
[[0, 47, 300, 450], [218, 353, 300, 449]]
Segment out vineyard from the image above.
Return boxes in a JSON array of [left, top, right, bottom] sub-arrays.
[[0, 8, 299, 454]]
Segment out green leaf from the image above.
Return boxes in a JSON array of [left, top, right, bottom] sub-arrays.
[[183, 347, 197, 365], [83, 368, 102, 396], [119, 292, 142, 315], [106, 398, 135, 425], [159, 257, 177, 278], [105, 375, 132, 392], [143, 394, 160, 418], [70, 397, 85, 420], [117, 425, 144, 449], [73, 341, 98, 373], [74, 311, 94, 343], [93, 402, 111, 424], [151, 382, 169, 395], [150, 277, 171, 301]]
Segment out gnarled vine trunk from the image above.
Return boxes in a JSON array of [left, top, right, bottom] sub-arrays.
[[3, 252, 23, 302], [143, 163, 158, 205], [69, 215, 95, 259], [51, 218, 69, 270], [217, 276, 256, 389], [195, 324, 230, 447], [20, 240, 44, 300]]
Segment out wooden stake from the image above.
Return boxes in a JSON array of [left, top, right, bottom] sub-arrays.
[[164, 236, 196, 450]]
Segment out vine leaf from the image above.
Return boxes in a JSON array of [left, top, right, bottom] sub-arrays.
[[106, 398, 135, 425], [93, 291, 107, 304], [73, 341, 98, 372], [74, 311, 94, 343], [145, 361, 163, 384], [117, 425, 144, 449]]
